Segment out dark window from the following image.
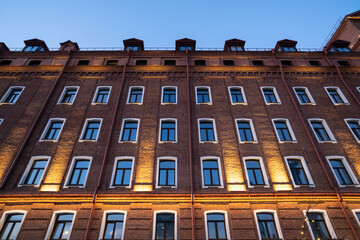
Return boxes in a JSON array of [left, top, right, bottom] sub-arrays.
[[162, 88, 176, 103], [136, 60, 147, 66], [2, 87, 23, 104], [279, 46, 297, 52], [256, 213, 279, 239], [246, 160, 264, 185], [106, 60, 118, 66], [113, 160, 132, 186], [347, 120, 360, 141], [0, 60, 12, 66], [287, 159, 309, 185], [230, 88, 244, 103], [262, 88, 278, 103], [28, 60, 41, 66], [206, 213, 227, 239], [223, 60, 234, 66], [160, 121, 176, 142], [164, 60, 176, 66], [77, 60, 90, 66], [43, 120, 64, 140], [337, 60, 349, 67], [60, 88, 77, 103], [309, 60, 320, 66], [237, 121, 254, 141], [128, 88, 143, 103], [23, 159, 48, 185], [228, 46, 243, 51], [0, 213, 24, 240], [280, 60, 292, 66], [199, 121, 215, 142], [179, 46, 192, 51], [68, 159, 90, 186], [274, 120, 293, 141], [196, 88, 210, 103], [310, 121, 331, 141], [50, 214, 74, 239], [82, 120, 101, 140], [155, 213, 175, 240], [295, 88, 311, 104], [94, 88, 110, 104], [329, 159, 353, 185], [103, 213, 125, 240], [23, 46, 44, 52], [202, 160, 220, 186], [121, 120, 138, 142], [307, 213, 332, 239], [327, 88, 344, 104], [194, 60, 206, 66], [355, 212, 360, 224], [158, 160, 175, 186], [252, 60, 264, 66]]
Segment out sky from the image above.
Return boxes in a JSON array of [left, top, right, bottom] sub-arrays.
[[0, 0, 359, 49]]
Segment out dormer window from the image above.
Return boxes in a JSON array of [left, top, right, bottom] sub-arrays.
[[123, 38, 144, 51], [22, 39, 49, 52], [228, 46, 243, 51], [224, 39, 245, 51], [279, 46, 297, 52], [179, 45, 192, 51], [275, 39, 298, 52], [176, 38, 196, 51], [328, 40, 351, 52], [125, 45, 139, 51], [330, 46, 351, 52], [23, 45, 45, 52]]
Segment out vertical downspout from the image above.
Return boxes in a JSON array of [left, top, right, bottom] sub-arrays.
[[186, 49, 196, 240], [272, 50, 359, 239], [0, 50, 71, 189], [84, 50, 131, 240]]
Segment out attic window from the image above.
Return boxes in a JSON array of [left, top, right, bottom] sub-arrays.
[[23, 46, 45, 52], [28, 60, 41, 66], [227, 46, 244, 51], [179, 45, 192, 51], [223, 60, 235, 66], [136, 60, 147, 66], [281, 60, 292, 66], [330, 46, 350, 52], [252, 60, 264, 66], [279, 46, 297, 52], [164, 60, 176, 66], [125, 45, 140, 51], [0, 60, 12, 66], [194, 60, 206, 66], [77, 60, 90, 66]]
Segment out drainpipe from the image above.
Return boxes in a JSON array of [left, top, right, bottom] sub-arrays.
[[186, 49, 196, 240], [0, 50, 71, 189], [84, 49, 130, 240], [272, 50, 359, 239]]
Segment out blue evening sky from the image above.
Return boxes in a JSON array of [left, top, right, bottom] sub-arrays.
[[0, 0, 359, 49]]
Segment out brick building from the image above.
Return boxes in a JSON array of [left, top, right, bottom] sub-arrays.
[[0, 10, 360, 240]]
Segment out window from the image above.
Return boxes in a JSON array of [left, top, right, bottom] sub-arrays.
[[228, 45, 243, 51], [204, 211, 230, 240], [164, 60, 176, 66], [304, 210, 337, 240], [261, 87, 281, 104], [45, 211, 76, 240], [106, 60, 118, 66], [279, 46, 297, 52], [201, 157, 223, 188], [308, 119, 336, 143], [228, 87, 247, 104], [110, 157, 134, 188], [352, 210, 360, 227], [326, 156, 359, 187], [0, 211, 26, 240], [40, 118, 66, 141], [0, 86, 24, 104], [223, 60, 234, 66], [100, 211, 127, 240], [337, 60, 350, 67], [80, 119, 102, 141], [293, 87, 315, 105], [254, 210, 283, 240], [125, 45, 139, 51], [330, 46, 350, 52], [280, 60, 292, 66], [65, 157, 91, 188], [19, 156, 50, 187], [309, 60, 320, 66], [136, 60, 147, 65], [179, 45, 192, 51], [153, 211, 177, 240], [244, 158, 269, 187], [235, 119, 257, 143], [357, 87, 360, 93], [28, 60, 41, 66], [252, 60, 264, 66], [285, 156, 314, 187], [194, 60, 206, 66], [161, 86, 177, 104], [195, 87, 212, 104], [345, 119, 360, 142], [198, 119, 217, 143], [23, 45, 44, 52], [324, 87, 349, 105], [159, 119, 177, 142], [156, 158, 177, 188], [127, 86, 144, 104], [58, 86, 79, 104], [0, 60, 12, 66], [77, 60, 90, 66], [92, 86, 111, 104], [119, 119, 140, 143], [272, 119, 297, 143]]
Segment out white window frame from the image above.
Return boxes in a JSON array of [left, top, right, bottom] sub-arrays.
[[156, 157, 177, 189], [324, 86, 349, 105], [195, 86, 212, 105], [254, 210, 283, 240], [40, 118, 66, 142], [0, 86, 25, 105], [352, 209, 360, 226], [200, 156, 224, 188], [64, 156, 92, 188], [243, 156, 270, 188], [79, 118, 103, 142], [292, 86, 316, 105], [197, 118, 218, 143], [99, 210, 127, 240], [45, 210, 76, 240], [357, 87, 360, 93], [326, 156, 359, 187], [235, 118, 257, 143], [0, 210, 27, 240], [161, 86, 178, 105], [127, 86, 144, 105], [344, 118, 360, 143], [284, 156, 315, 188], [303, 209, 337, 240], [57, 86, 79, 105], [228, 86, 247, 105], [159, 118, 177, 143], [109, 156, 135, 189], [92, 86, 112, 105], [152, 210, 177, 240], [308, 118, 336, 143], [18, 156, 51, 187], [271, 118, 297, 143], [260, 86, 281, 105], [119, 118, 140, 143], [204, 210, 231, 240]]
